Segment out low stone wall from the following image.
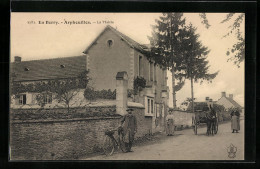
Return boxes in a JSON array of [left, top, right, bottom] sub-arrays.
[[10, 117, 120, 160], [10, 106, 151, 160], [172, 110, 194, 128]]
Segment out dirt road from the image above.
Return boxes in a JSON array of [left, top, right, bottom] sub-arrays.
[[85, 118, 244, 160]]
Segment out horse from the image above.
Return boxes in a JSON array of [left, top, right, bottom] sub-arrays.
[[206, 107, 217, 136]]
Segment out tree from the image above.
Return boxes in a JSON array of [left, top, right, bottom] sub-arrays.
[[199, 13, 245, 67], [179, 24, 218, 113], [48, 70, 90, 113], [148, 13, 187, 109]]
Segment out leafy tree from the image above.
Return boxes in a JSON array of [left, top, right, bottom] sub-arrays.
[[181, 97, 196, 106], [199, 13, 245, 67], [179, 24, 219, 113], [148, 13, 187, 108]]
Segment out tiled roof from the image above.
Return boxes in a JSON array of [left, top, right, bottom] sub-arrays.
[[224, 97, 242, 109], [10, 56, 86, 82], [83, 25, 150, 54]]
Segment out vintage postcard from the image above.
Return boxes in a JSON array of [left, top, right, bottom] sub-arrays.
[[10, 12, 245, 160]]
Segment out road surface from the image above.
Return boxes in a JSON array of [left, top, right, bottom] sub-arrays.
[[85, 118, 244, 160]]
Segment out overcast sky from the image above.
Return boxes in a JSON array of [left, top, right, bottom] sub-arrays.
[[11, 13, 244, 107]]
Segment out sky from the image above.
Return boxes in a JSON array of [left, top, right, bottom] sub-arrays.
[[10, 13, 245, 108]]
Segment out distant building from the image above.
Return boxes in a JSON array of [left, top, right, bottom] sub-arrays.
[[216, 92, 243, 110]]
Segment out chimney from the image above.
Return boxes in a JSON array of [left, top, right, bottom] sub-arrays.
[[205, 97, 209, 101], [14, 56, 21, 63], [229, 94, 233, 100], [221, 92, 226, 97]]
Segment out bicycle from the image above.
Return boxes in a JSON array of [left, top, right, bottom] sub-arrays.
[[102, 126, 128, 156]]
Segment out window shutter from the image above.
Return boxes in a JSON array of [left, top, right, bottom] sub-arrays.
[[23, 94, 26, 104]]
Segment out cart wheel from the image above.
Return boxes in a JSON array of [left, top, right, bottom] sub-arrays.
[[192, 117, 198, 135], [102, 135, 115, 156]]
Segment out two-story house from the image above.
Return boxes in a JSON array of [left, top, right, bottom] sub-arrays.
[[83, 25, 169, 129]]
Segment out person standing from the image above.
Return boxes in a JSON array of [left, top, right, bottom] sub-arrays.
[[121, 108, 137, 152], [231, 108, 240, 133], [166, 111, 175, 136]]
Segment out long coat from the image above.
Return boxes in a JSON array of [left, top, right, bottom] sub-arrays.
[[231, 111, 240, 130], [166, 114, 175, 135], [121, 113, 137, 143]]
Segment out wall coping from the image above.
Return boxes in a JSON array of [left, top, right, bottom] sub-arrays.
[[127, 101, 145, 109], [10, 116, 122, 124]]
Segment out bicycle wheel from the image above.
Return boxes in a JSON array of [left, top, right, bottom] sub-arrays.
[[118, 133, 128, 153], [102, 135, 115, 156]]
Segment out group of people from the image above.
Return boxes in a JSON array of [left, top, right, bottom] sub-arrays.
[[119, 106, 241, 153]]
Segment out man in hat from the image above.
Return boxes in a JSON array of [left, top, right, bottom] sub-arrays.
[[121, 108, 137, 152]]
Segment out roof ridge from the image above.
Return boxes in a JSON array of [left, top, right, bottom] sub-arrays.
[[107, 25, 144, 49], [225, 96, 242, 108], [11, 55, 86, 63]]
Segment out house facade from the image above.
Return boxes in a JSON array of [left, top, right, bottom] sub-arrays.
[[10, 55, 87, 109], [83, 25, 169, 131]]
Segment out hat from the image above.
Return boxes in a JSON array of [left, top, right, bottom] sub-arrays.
[[126, 108, 134, 112]]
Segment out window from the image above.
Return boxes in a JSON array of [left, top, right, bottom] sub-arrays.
[[149, 62, 153, 81], [18, 94, 26, 105], [155, 104, 160, 118], [138, 56, 143, 76], [161, 104, 165, 117], [107, 40, 113, 48], [148, 98, 150, 113], [151, 100, 154, 113], [44, 94, 52, 104], [162, 69, 165, 86], [154, 63, 157, 81], [146, 97, 154, 115]]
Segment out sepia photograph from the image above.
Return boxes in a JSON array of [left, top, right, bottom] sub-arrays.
[[10, 12, 246, 161]]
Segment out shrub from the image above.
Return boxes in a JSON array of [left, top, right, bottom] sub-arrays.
[[84, 88, 116, 100], [133, 76, 146, 95]]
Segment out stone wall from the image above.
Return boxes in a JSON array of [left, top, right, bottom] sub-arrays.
[[10, 105, 151, 160], [172, 110, 194, 127], [171, 110, 231, 129], [10, 117, 120, 160]]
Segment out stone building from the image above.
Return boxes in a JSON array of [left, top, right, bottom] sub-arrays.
[[83, 25, 169, 131], [10, 55, 87, 109]]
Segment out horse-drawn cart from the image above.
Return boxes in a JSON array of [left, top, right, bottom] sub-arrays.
[[192, 110, 218, 135]]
